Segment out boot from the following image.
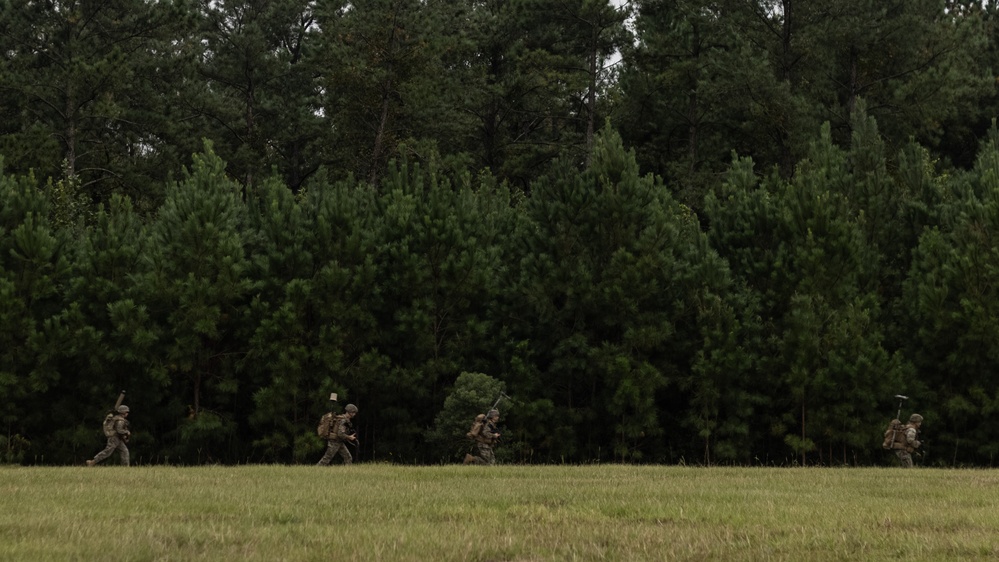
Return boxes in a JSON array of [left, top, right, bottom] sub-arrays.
[[463, 453, 475, 465]]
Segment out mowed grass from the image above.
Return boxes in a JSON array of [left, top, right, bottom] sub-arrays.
[[2, 464, 998, 561]]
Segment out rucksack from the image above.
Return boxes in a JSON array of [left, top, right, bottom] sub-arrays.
[[466, 414, 486, 440], [317, 412, 335, 439], [317, 413, 346, 439], [102, 413, 116, 438], [882, 419, 905, 450]]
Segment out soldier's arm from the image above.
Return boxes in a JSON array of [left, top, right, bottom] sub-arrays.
[[115, 418, 130, 437], [336, 419, 356, 441], [482, 423, 499, 440]]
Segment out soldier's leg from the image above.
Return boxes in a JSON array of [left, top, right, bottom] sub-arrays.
[[337, 444, 353, 465], [117, 441, 130, 466], [317, 441, 340, 465], [92, 437, 120, 464], [472, 443, 494, 465], [895, 450, 913, 468], [469, 444, 484, 464]]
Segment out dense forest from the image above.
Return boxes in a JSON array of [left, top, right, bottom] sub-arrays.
[[4, 0, 999, 466]]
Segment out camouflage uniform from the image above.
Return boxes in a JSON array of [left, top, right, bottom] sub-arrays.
[[88, 406, 131, 466], [466, 410, 500, 465], [894, 413, 923, 468], [318, 404, 357, 466]]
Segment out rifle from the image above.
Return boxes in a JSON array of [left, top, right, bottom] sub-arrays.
[[345, 425, 360, 450]]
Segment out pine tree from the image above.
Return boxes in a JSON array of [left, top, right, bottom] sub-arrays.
[[903, 124, 999, 464], [140, 143, 253, 461], [314, 0, 449, 187], [0, 163, 73, 462], [504, 125, 729, 461], [361, 158, 513, 460], [706, 120, 904, 465], [0, 0, 192, 202], [194, 0, 325, 190]]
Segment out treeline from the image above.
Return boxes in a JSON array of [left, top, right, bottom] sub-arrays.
[[2, 1, 998, 210], [4, 0, 999, 466], [5, 116, 999, 466]]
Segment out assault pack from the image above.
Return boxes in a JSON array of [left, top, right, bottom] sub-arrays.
[[466, 413, 486, 441], [317, 412, 346, 439], [102, 413, 117, 438], [882, 419, 905, 450]]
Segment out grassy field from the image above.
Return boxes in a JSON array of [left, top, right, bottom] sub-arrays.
[[1, 464, 997, 561]]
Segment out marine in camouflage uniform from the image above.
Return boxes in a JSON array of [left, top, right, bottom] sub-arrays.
[[894, 413, 923, 468], [317, 403, 358, 466], [465, 409, 500, 465], [87, 405, 131, 466]]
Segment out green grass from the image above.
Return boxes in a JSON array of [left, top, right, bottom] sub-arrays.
[[2, 464, 997, 561]]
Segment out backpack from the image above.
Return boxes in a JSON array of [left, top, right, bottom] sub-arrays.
[[317, 413, 347, 439], [317, 412, 335, 439], [882, 419, 905, 450], [466, 414, 486, 440], [102, 413, 116, 438]]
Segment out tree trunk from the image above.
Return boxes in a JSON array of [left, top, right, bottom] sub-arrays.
[[245, 80, 256, 189], [778, 0, 795, 179], [688, 21, 700, 176], [369, 77, 393, 188], [194, 370, 202, 416], [586, 26, 598, 164], [800, 397, 806, 466], [65, 84, 77, 179], [848, 46, 859, 118]]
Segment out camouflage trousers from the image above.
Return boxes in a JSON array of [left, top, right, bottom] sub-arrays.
[[895, 449, 913, 468], [317, 440, 352, 465], [469, 442, 496, 465], [93, 436, 130, 466]]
